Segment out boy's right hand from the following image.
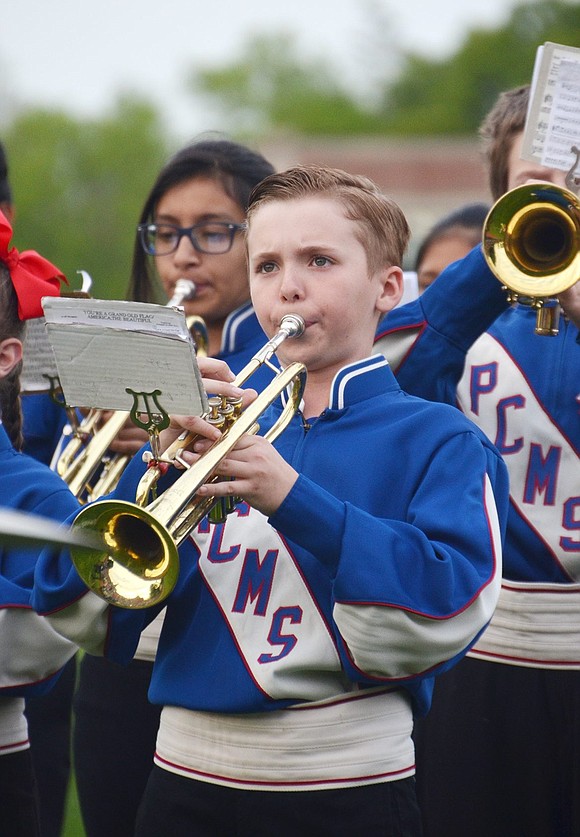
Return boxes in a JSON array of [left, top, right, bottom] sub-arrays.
[[157, 356, 257, 455]]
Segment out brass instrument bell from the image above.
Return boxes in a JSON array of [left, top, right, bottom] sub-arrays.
[[483, 183, 580, 335]]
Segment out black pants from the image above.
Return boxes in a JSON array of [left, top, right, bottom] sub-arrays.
[[135, 767, 423, 837], [413, 656, 580, 837], [72, 654, 161, 837], [25, 655, 77, 837], [0, 749, 41, 837]]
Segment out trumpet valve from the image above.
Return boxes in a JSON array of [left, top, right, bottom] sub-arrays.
[[535, 301, 561, 336]]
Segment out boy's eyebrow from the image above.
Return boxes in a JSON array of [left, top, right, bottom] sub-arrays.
[[249, 242, 342, 261], [248, 248, 278, 262]]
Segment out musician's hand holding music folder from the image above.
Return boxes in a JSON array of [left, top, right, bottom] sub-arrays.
[[522, 41, 580, 174], [41, 297, 209, 419]]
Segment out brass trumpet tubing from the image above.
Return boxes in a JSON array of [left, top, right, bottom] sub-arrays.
[[70, 359, 306, 608], [87, 452, 131, 502], [186, 315, 209, 357], [72, 499, 180, 609], [67, 410, 131, 499], [168, 279, 208, 355], [145, 361, 306, 548], [55, 409, 104, 481], [70, 315, 306, 609], [56, 280, 207, 501], [135, 315, 305, 506]]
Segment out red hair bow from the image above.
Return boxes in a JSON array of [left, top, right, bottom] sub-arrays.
[[0, 210, 67, 320]]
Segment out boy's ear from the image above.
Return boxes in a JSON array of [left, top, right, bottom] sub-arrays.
[[0, 338, 23, 379], [376, 266, 404, 314]]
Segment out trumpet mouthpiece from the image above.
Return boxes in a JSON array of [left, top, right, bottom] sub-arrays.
[[168, 279, 197, 307], [279, 314, 305, 338]]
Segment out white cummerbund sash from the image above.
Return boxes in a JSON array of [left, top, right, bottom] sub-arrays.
[[469, 580, 580, 669], [0, 697, 29, 756], [155, 688, 415, 791], [134, 609, 166, 662]]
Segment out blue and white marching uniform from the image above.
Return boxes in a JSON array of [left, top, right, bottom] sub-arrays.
[[213, 301, 274, 385], [0, 423, 78, 756], [376, 245, 580, 664], [20, 392, 67, 466], [34, 356, 507, 791], [376, 244, 580, 835]]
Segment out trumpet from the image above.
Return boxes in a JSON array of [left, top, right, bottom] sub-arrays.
[[54, 279, 207, 502], [483, 183, 580, 335], [69, 314, 307, 609]]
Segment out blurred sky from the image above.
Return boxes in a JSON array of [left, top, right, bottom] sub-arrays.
[[1, 0, 526, 140]]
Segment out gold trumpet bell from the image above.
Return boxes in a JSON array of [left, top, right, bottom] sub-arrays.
[[72, 500, 179, 608], [483, 183, 580, 335]]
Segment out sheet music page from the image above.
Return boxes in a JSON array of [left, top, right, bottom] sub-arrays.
[[20, 317, 60, 392], [521, 41, 580, 171], [42, 297, 209, 416], [21, 286, 98, 394]]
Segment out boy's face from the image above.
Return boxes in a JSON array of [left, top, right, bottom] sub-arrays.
[[507, 132, 569, 191], [247, 195, 402, 378]]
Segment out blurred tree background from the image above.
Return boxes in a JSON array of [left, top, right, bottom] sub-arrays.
[[3, 0, 580, 300]]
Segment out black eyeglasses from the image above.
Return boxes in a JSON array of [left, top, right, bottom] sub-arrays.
[[138, 221, 245, 256]]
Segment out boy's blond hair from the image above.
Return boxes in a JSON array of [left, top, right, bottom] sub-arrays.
[[247, 165, 410, 274]]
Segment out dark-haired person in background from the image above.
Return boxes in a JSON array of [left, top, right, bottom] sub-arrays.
[[414, 202, 489, 294]]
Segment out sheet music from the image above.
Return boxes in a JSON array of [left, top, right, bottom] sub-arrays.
[[521, 41, 580, 171], [21, 284, 95, 393], [20, 317, 59, 393], [42, 297, 209, 416]]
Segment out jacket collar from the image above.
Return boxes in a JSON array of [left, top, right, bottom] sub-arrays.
[[328, 354, 398, 410], [220, 303, 266, 355]]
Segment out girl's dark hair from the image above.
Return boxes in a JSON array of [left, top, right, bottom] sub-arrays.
[[0, 263, 25, 449], [0, 141, 12, 206], [414, 202, 490, 271], [127, 138, 275, 303]]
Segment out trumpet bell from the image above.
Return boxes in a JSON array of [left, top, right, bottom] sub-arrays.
[[483, 183, 580, 298], [72, 499, 179, 608]]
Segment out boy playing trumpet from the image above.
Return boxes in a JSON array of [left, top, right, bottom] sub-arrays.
[[34, 165, 509, 836]]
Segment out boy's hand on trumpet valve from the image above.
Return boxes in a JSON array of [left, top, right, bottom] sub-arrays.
[[157, 356, 258, 453], [194, 434, 299, 518]]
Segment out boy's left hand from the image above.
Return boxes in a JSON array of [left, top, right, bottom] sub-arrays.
[[193, 433, 298, 518]]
